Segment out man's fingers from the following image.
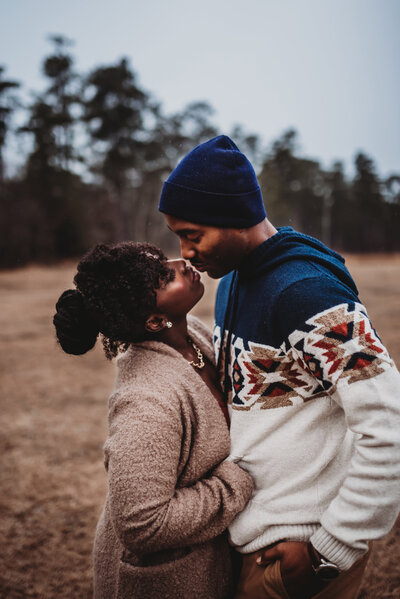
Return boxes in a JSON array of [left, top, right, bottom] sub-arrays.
[[256, 545, 281, 566]]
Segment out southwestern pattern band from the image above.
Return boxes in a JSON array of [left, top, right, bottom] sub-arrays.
[[215, 303, 394, 411]]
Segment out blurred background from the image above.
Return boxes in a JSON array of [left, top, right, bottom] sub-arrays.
[[0, 0, 399, 265], [0, 1, 399, 597]]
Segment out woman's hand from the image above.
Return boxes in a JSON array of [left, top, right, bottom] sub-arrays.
[[257, 541, 327, 599]]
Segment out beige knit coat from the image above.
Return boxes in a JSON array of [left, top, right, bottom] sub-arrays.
[[93, 316, 253, 599]]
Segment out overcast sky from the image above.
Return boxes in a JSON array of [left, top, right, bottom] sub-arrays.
[[1, 0, 399, 176]]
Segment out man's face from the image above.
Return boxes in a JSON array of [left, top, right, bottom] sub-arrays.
[[165, 215, 247, 279]]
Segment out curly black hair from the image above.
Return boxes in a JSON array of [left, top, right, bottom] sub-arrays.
[[53, 242, 175, 359]]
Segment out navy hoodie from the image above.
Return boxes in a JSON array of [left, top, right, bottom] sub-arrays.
[[215, 227, 360, 407]]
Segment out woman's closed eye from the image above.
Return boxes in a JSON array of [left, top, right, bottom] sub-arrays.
[[167, 268, 176, 282]]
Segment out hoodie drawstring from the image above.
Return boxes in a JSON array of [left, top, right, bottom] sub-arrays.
[[217, 270, 240, 400]]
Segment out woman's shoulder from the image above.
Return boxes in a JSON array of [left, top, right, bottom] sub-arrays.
[[113, 341, 197, 401], [109, 347, 184, 423], [110, 321, 215, 411]]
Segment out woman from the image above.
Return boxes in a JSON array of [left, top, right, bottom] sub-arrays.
[[53, 241, 253, 599]]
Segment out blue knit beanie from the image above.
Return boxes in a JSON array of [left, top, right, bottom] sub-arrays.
[[159, 135, 266, 228]]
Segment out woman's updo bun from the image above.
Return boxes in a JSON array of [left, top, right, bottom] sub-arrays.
[[53, 242, 173, 359], [53, 289, 100, 355]]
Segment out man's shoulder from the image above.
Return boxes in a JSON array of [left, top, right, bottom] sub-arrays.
[[247, 255, 355, 299], [242, 257, 331, 302], [265, 258, 322, 289], [217, 260, 319, 295]]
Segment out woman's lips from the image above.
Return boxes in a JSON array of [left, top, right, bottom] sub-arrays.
[[186, 265, 201, 283]]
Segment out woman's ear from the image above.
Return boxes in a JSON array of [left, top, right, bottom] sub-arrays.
[[145, 314, 168, 333]]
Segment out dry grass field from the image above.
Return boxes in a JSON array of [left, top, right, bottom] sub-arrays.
[[0, 255, 400, 598]]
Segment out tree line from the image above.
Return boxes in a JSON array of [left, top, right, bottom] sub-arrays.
[[1, 36, 399, 268]]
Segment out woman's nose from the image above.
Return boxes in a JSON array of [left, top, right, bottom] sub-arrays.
[[167, 258, 187, 273]]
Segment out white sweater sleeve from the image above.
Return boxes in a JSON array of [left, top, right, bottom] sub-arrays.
[[286, 301, 400, 570]]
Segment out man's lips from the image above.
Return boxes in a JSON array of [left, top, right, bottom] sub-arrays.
[[191, 263, 206, 272]]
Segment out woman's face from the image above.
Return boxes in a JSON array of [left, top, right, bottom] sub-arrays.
[[155, 259, 204, 319]]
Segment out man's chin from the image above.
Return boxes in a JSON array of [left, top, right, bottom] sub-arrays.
[[205, 267, 231, 279], [191, 262, 231, 279]]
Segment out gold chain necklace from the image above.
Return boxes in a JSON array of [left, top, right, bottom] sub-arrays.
[[187, 337, 205, 369]]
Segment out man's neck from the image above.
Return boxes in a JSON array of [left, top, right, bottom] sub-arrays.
[[243, 218, 278, 255]]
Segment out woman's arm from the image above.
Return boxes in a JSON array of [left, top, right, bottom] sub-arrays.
[[105, 391, 253, 554]]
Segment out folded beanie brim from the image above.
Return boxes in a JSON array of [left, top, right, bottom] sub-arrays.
[[159, 180, 266, 228]]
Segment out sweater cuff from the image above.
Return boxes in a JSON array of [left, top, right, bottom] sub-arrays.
[[309, 527, 366, 571]]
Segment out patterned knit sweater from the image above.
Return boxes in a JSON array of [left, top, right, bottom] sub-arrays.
[[214, 227, 400, 571]]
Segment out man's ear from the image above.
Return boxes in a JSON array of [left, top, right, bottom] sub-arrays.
[[145, 314, 167, 333]]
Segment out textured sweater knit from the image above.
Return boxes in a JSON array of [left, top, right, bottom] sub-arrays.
[[214, 227, 400, 571], [93, 315, 253, 599]]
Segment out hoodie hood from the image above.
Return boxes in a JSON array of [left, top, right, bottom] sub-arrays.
[[238, 227, 358, 296]]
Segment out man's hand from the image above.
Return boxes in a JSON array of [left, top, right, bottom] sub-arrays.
[[256, 541, 327, 599]]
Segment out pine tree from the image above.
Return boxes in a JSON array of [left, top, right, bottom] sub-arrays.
[[0, 66, 19, 185]]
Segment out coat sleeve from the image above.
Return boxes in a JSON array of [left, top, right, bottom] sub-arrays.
[[275, 276, 400, 571], [104, 390, 253, 554]]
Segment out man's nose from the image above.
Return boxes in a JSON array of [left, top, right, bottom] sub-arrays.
[[180, 238, 196, 260]]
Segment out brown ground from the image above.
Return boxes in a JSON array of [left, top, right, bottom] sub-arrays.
[[0, 255, 399, 598]]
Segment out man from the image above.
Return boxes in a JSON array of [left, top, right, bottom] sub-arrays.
[[159, 135, 400, 599]]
